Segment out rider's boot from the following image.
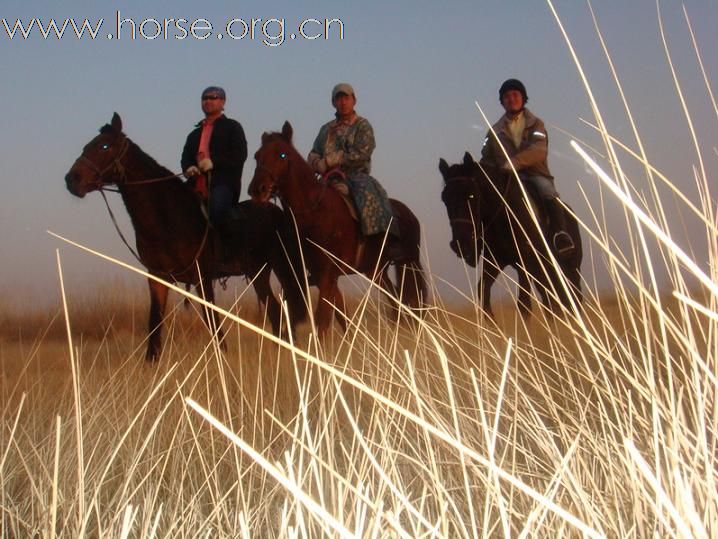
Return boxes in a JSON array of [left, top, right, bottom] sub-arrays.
[[546, 197, 575, 260]]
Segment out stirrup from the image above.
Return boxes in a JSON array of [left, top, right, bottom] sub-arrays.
[[553, 231, 575, 259]]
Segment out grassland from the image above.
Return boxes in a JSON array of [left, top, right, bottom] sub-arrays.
[[2, 3, 717, 537]]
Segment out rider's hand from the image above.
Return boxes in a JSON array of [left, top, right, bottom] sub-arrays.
[[325, 150, 344, 168], [501, 160, 514, 173], [184, 165, 200, 178], [315, 158, 328, 174], [198, 158, 213, 173], [307, 152, 321, 169]]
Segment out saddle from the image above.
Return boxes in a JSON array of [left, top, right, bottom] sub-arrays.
[[520, 181, 573, 259], [323, 169, 359, 222], [321, 169, 367, 267], [521, 182, 550, 229]]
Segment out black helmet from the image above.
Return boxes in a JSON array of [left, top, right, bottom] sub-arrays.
[[499, 79, 528, 103]]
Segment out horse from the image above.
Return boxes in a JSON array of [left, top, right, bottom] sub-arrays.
[[64, 113, 306, 361], [248, 121, 427, 335], [439, 152, 582, 318]]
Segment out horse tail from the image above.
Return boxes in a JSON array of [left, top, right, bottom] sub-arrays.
[[395, 258, 427, 310], [271, 208, 308, 325], [391, 199, 428, 310]]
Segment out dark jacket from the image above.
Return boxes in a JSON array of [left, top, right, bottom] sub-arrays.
[[479, 108, 553, 180], [181, 114, 248, 193]]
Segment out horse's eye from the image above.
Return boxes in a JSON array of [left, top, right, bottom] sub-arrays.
[[101, 144, 110, 151], [280, 152, 286, 159]]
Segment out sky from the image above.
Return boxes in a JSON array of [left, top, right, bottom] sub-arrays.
[[1, 0, 716, 310]]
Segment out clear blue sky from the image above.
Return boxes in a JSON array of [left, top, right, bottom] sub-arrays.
[[1, 0, 716, 308]]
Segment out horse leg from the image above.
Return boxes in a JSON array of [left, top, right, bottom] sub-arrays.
[[315, 269, 340, 336], [567, 266, 583, 305], [378, 266, 401, 322], [334, 286, 347, 333], [478, 261, 500, 318], [253, 266, 285, 338], [394, 259, 427, 311], [196, 278, 225, 351], [515, 265, 533, 319], [147, 278, 169, 361]]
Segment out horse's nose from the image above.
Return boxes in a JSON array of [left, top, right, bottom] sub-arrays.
[[65, 170, 85, 197], [249, 180, 268, 201], [65, 171, 77, 191]]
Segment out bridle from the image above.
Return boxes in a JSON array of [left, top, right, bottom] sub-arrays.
[[444, 171, 512, 234], [443, 175, 480, 233], [254, 151, 328, 214], [254, 163, 281, 199], [79, 136, 183, 192], [76, 134, 209, 277]]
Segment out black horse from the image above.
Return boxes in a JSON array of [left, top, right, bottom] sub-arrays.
[[65, 113, 306, 360], [439, 152, 582, 317]]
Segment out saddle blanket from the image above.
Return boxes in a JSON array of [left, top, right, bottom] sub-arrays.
[[346, 173, 395, 236]]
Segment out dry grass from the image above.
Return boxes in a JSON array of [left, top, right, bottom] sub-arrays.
[[2, 3, 717, 537], [0, 269, 713, 537]]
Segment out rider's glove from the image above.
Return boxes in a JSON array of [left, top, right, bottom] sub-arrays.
[[307, 152, 321, 169], [325, 150, 344, 169], [184, 165, 200, 177], [316, 158, 328, 174], [198, 158, 213, 173]]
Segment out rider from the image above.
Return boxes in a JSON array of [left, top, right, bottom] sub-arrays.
[[307, 83, 397, 241], [479, 78, 575, 259], [181, 86, 247, 240]]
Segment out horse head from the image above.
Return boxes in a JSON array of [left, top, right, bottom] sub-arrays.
[[439, 152, 482, 267], [65, 113, 130, 197], [248, 121, 296, 203]]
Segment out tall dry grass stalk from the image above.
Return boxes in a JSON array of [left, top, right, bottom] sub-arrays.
[[2, 3, 716, 537]]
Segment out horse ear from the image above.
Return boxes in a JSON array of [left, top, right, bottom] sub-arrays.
[[463, 151, 475, 167], [281, 121, 293, 142], [111, 112, 122, 133], [438, 158, 449, 180], [261, 131, 269, 145]]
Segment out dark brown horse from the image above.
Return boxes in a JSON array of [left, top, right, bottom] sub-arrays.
[[248, 121, 426, 335], [439, 152, 582, 317], [65, 113, 306, 360]]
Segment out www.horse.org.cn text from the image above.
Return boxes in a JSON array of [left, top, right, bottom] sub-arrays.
[[1, 12, 346, 47]]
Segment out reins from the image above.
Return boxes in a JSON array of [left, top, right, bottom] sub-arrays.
[[444, 171, 513, 233], [84, 136, 212, 277], [257, 156, 329, 215], [100, 173, 185, 193]]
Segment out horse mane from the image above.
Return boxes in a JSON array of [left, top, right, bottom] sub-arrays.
[[126, 138, 179, 181], [101, 123, 183, 185]]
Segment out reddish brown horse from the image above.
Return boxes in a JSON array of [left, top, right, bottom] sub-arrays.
[[248, 121, 426, 335], [439, 152, 582, 317], [65, 113, 306, 360]]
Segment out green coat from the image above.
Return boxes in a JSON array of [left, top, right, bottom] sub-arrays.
[[311, 115, 375, 176]]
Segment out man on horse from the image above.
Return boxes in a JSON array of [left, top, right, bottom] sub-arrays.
[[306, 83, 397, 243], [181, 86, 248, 248], [480, 78, 575, 259]]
